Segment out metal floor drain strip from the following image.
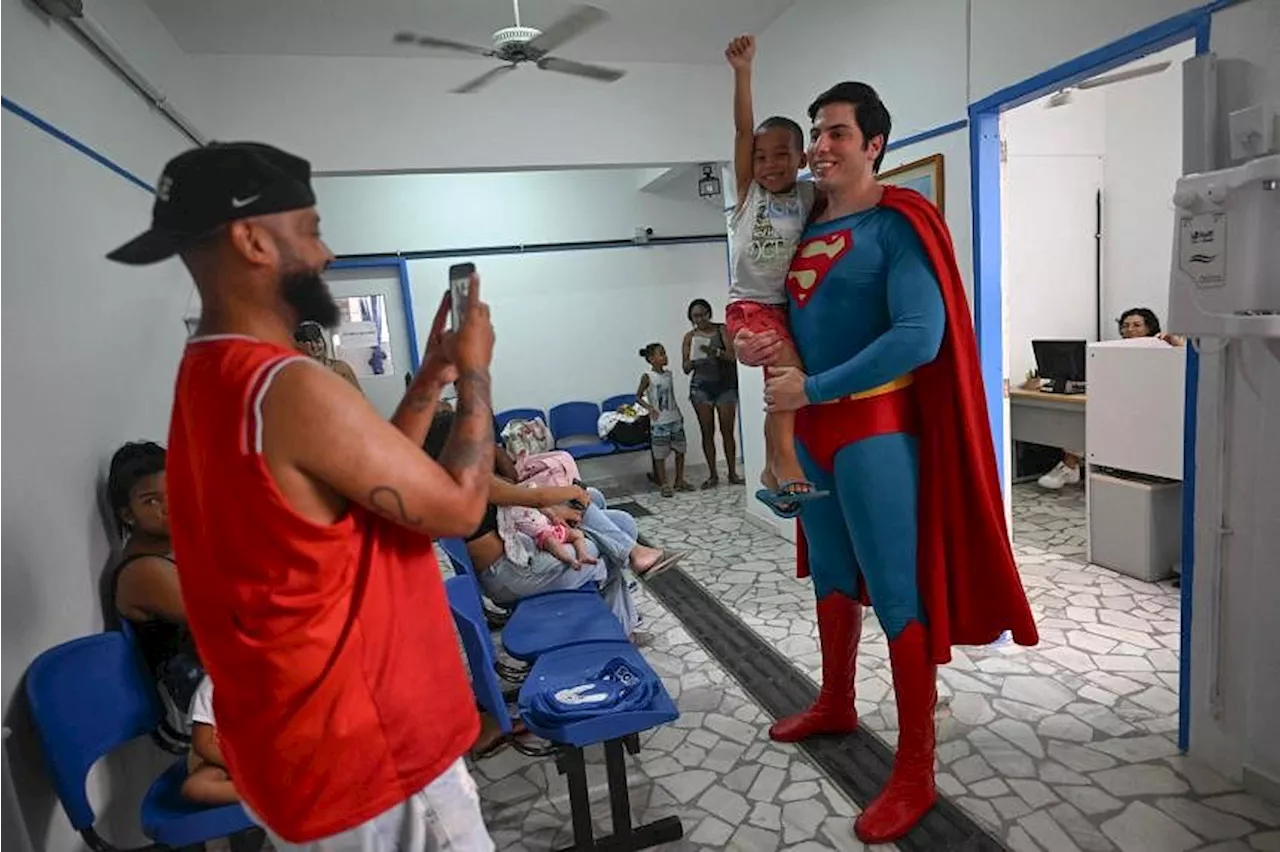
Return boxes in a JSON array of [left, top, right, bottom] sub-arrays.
[[644, 567, 1008, 852]]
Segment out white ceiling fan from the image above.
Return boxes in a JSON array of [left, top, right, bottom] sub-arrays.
[[394, 1, 625, 94], [1045, 60, 1172, 108]]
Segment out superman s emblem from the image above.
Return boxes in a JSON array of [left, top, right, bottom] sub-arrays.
[[786, 230, 852, 307]]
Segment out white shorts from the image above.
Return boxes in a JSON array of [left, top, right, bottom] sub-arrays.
[[247, 759, 493, 852]]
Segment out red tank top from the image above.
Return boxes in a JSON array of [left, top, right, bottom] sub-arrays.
[[166, 336, 478, 842]]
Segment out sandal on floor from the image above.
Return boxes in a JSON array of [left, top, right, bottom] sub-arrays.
[[674, 481, 696, 492], [728, 473, 746, 485], [661, 486, 674, 497], [635, 550, 684, 579], [700, 477, 720, 490], [471, 719, 529, 760]]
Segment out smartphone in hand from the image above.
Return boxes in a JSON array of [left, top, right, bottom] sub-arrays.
[[448, 262, 475, 328]]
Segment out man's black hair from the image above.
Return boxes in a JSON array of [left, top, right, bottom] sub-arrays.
[[808, 82, 892, 172], [107, 441, 166, 536], [756, 116, 805, 152], [1118, 307, 1162, 336]]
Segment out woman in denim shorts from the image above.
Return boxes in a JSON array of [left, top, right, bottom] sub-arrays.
[[681, 299, 745, 489]]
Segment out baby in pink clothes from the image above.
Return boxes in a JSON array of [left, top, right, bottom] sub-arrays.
[[507, 506, 597, 568]]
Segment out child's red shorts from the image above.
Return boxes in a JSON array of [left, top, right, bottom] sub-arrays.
[[725, 300, 793, 346]]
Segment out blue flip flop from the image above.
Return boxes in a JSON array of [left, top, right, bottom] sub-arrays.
[[755, 481, 829, 519]]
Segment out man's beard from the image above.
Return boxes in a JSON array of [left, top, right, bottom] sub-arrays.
[[282, 270, 340, 329]]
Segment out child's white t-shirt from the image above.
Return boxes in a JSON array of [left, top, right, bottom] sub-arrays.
[[189, 675, 215, 727], [728, 180, 817, 305]]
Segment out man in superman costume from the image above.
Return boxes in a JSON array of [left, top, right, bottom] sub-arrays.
[[737, 82, 1039, 844]]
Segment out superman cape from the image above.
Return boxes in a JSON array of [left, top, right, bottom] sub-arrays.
[[794, 185, 1039, 664]]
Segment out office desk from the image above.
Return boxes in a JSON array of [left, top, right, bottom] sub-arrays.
[[1009, 388, 1087, 453]]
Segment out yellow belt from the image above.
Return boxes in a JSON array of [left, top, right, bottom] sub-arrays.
[[823, 373, 915, 404]]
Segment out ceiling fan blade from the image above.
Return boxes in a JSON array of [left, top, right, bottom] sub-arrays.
[[450, 64, 518, 94], [536, 55, 625, 83], [1077, 60, 1171, 90], [394, 31, 496, 58], [526, 4, 608, 56]]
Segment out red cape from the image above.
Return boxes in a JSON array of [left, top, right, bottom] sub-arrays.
[[795, 185, 1039, 664]]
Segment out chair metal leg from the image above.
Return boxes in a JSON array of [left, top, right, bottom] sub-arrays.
[[227, 827, 266, 852], [603, 739, 633, 844], [556, 746, 596, 852], [554, 738, 683, 852]]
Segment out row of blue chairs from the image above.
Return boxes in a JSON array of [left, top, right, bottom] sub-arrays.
[[497, 395, 647, 460], [25, 629, 255, 851], [437, 539, 683, 851]]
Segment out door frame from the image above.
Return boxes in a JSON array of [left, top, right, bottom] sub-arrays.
[[329, 256, 420, 371], [968, 4, 1219, 753]]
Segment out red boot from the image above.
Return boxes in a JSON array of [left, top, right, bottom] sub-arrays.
[[769, 592, 861, 742], [854, 620, 937, 843]]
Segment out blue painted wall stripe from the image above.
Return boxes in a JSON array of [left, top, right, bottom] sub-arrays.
[[888, 118, 969, 152], [2, 96, 155, 193]]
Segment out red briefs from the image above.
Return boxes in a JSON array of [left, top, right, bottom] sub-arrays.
[[726, 300, 792, 344], [795, 377, 919, 472]]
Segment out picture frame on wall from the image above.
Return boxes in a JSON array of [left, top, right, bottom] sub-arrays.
[[879, 153, 945, 215]]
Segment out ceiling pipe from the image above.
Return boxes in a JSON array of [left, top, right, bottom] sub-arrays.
[[33, 0, 208, 147]]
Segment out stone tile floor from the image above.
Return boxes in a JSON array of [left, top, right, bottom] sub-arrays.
[[612, 483, 1280, 852], [1012, 481, 1088, 562]]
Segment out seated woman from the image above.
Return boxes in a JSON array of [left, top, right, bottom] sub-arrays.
[[425, 411, 679, 637], [1039, 307, 1184, 490], [107, 442, 203, 734]]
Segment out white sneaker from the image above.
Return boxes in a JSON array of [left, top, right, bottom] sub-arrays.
[[1038, 461, 1081, 490]]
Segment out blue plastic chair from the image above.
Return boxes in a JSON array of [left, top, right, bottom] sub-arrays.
[[445, 576, 682, 851], [549, 401, 616, 459], [24, 632, 253, 851], [438, 538, 627, 663], [495, 407, 546, 436]]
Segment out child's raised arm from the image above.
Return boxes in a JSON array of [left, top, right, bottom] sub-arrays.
[[726, 34, 757, 210]]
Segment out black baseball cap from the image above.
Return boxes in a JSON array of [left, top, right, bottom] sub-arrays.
[[107, 141, 316, 265]]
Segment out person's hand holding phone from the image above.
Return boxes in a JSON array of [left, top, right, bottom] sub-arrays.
[[416, 291, 460, 391], [453, 273, 494, 373]]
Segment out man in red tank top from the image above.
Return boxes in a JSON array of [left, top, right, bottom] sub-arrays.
[[109, 142, 497, 850]]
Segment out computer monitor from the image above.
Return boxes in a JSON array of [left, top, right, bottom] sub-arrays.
[[1032, 339, 1087, 393]]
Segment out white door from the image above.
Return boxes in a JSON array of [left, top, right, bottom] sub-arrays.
[[325, 265, 416, 419]]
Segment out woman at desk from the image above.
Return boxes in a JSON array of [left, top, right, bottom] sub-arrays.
[[1038, 307, 1183, 490]]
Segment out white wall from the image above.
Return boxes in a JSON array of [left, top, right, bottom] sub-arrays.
[[1187, 0, 1280, 801], [1101, 42, 1194, 332], [406, 245, 728, 417], [1001, 86, 1107, 384], [188, 53, 734, 173], [2, 0, 200, 849], [313, 167, 726, 256]]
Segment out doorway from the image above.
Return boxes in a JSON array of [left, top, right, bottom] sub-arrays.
[[999, 41, 1193, 560], [325, 260, 418, 418]]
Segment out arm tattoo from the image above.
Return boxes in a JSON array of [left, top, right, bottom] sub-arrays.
[[441, 368, 494, 473], [369, 485, 423, 527]]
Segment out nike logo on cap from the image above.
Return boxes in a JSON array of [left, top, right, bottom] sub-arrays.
[[231, 194, 261, 208]]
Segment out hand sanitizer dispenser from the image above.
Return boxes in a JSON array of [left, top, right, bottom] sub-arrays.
[[1168, 55, 1280, 339]]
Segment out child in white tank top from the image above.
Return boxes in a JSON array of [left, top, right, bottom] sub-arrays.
[[637, 343, 692, 498], [723, 34, 827, 517]]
